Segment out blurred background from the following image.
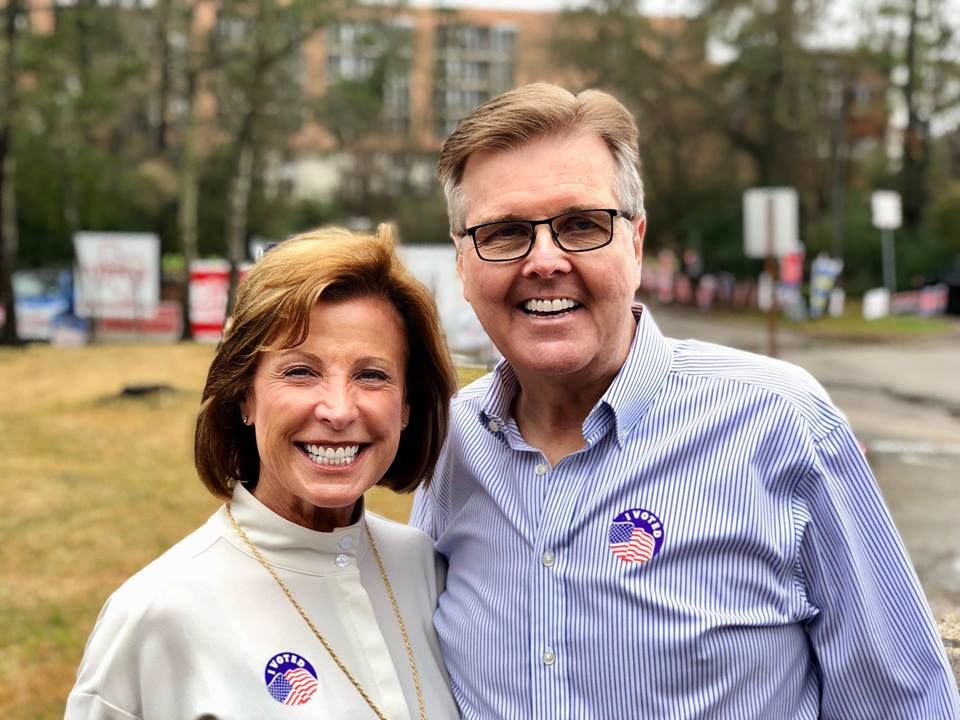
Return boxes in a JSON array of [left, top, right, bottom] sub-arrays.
[[1, 0, 960, 347], [1, 0, 959, 716]]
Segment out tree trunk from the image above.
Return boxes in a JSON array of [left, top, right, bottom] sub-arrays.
[[0, 0, 23, 346], [154, 0, 174, 152], [900, 0, 927, 228], [224, 138, 254, 316], [176, 8, 202, 340]]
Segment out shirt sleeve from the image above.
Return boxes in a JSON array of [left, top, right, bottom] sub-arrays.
[[795, 422, 960, 718], [409, 485, 436, 539], [411, 438, 452, 540], [64, 596, 145, 720]]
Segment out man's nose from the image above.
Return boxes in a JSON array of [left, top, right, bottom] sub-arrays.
[[522, 224, 570, 277]]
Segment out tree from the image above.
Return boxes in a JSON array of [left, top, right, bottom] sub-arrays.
[[868, 0, 960, 228], [555, 0, 830, 261], [200, 0, 339, 310], [0, 0, 23, 346]]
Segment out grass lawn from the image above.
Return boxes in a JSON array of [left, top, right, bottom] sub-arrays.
[[785, 300, 958, 342], [0, 341, 484, 719]]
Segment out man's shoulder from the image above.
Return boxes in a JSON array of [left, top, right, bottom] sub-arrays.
[[450, 370, 495, 412], [668, 338, 835, 419]]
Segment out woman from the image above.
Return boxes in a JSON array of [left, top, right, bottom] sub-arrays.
[[66, 225, 460, 719]]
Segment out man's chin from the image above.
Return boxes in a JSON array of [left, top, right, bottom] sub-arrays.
[[506, 347, 596, 380]]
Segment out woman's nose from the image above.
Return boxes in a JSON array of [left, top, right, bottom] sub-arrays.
[[314, 382, 359, 429]]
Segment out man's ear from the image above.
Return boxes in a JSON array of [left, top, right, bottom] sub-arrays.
[[632, 216, 646, 286], [454, 235, 471, 303]]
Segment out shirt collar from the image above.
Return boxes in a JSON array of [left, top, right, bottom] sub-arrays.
[[599, 304, 673, 444], [477, 304, 672, 444], [219, 483, 367, 574]]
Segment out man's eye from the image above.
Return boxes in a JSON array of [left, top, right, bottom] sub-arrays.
[[486, 223, 528, 240], [559, 216, 601, 233]]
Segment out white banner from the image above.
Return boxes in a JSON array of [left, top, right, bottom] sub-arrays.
[[73, 232, 160, 319]]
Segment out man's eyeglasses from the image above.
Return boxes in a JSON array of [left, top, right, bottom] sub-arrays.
[[463, 208, 627, 262]]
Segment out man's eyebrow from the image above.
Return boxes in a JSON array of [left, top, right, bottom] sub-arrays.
[[475, 206, 598, 224]]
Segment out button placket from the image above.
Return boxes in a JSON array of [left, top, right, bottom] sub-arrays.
[[530, 458, 573, 708]]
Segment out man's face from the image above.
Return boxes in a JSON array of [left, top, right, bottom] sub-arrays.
[[456, 130, 645, 386]]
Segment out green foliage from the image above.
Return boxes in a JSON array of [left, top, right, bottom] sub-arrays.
[[14, 136, 166, 267], [931, 181, 960, 259]]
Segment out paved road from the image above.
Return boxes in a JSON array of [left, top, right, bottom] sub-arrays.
[[651, 304, 960, 619]]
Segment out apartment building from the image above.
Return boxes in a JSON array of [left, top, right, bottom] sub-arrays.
[[277, 4, 571, 201]]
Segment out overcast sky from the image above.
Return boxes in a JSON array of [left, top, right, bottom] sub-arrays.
[[408, 0, 951, 52]]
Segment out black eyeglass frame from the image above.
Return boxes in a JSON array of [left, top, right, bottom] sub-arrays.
[[462, 208, 628, 263]]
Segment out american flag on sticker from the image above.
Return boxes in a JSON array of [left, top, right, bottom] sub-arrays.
[[264, 652, 319, 706], [268, 668, 318, 705], [608, 508, 665, 564]]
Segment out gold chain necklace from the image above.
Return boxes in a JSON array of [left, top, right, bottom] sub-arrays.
[[225, 503, 427, 720]]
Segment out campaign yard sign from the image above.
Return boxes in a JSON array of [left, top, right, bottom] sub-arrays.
[[73, 232, 160, 319]]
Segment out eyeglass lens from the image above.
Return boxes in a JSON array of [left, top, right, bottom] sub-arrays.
[[474, 209, 614, 260]]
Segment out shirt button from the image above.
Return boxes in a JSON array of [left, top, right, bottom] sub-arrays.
[[534, 462, 548, 476], [487, 419, 501, 432], [338, 536, 353, 550], [542, 648, 556, 665], [541, 550, 556, 567], [334, 553, 349, 568]]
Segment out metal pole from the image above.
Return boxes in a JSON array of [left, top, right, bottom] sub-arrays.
[[881, 229, 897, 294], [766, 195, 777, 358]]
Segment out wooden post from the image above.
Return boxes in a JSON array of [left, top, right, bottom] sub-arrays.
[[766, 194, 778, 358]]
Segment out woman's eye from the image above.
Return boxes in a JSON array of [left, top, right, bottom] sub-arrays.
[[358, 369, 389, 382], [282, 366, 315, 378]]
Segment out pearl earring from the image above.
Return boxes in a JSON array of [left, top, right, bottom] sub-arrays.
[[242, 415, 249, 425]]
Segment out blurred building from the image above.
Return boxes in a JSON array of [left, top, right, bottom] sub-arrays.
[[279, 5, 573, 202], [20, 1, 892, 208]]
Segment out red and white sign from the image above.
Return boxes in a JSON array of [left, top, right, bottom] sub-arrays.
[[189, 260, 251, 342], [95, 300, 182, 342]]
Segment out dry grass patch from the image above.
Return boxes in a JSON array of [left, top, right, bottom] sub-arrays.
[[0, 342, 486, 719]]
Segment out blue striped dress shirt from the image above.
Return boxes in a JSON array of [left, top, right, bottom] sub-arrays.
[[411, 306, 960, 719]]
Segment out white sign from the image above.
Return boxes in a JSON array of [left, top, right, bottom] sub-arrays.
[[743, 188, 801, 258], [871, 190, 902, 230], [398, 244, 497, 362], [862, 287, 891, 320], [74, 232, 160, 319]]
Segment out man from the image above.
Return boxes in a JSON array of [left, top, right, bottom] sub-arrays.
[[410, 83, 960, 718]]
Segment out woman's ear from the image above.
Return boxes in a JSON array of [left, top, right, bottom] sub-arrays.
[[240, 392, 255, 426]]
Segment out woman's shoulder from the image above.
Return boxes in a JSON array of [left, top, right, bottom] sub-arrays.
[[364, 512, 436, 564], [101, 512, 224, 620]]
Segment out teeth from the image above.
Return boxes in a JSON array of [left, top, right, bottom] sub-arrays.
[[304, 444, 359, 465], [523, 298, 577, 313]]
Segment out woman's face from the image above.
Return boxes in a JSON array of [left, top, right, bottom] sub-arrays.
[[242, 295, 409, 531]]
